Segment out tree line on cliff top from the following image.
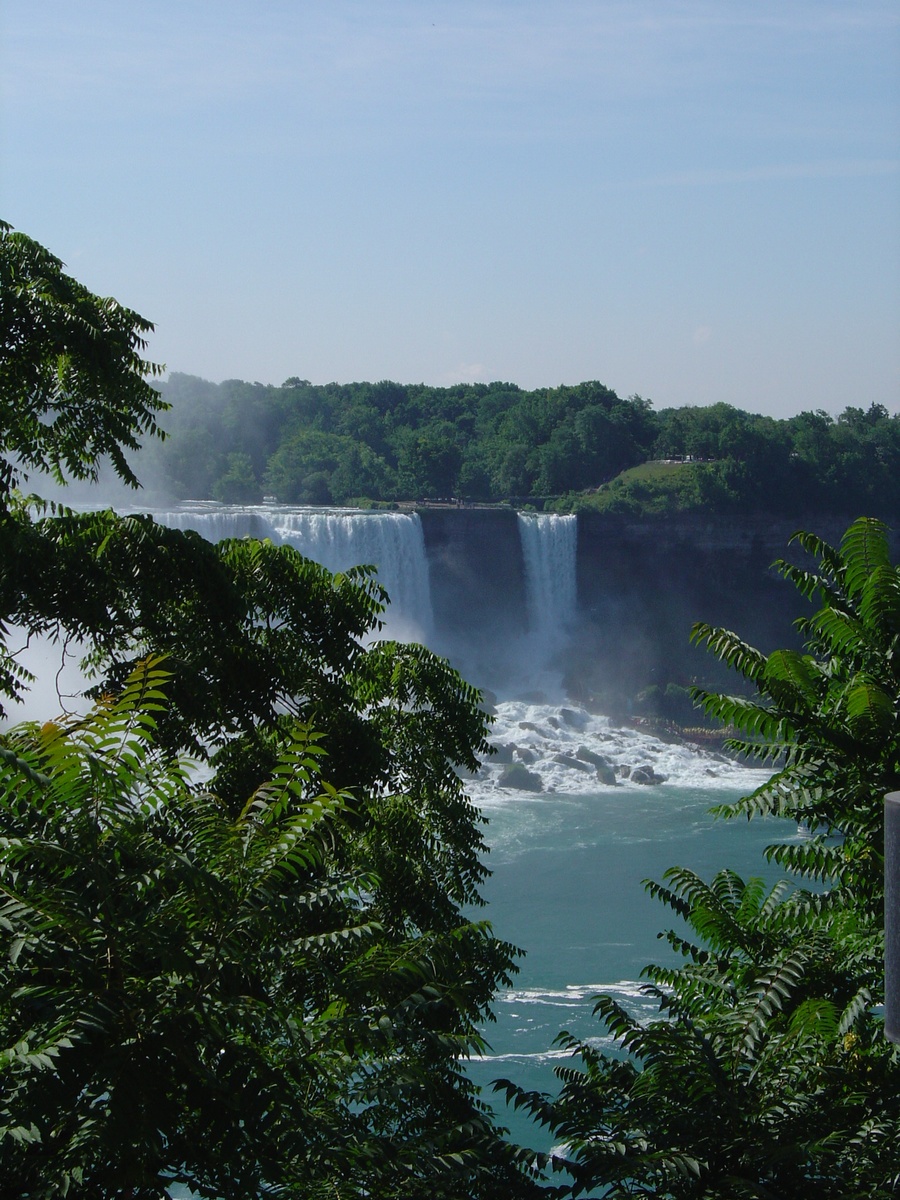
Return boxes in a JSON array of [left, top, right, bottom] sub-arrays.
[[3, 221, 899, 1197], [138, 370, 900, 517]]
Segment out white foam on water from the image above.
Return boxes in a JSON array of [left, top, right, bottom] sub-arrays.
[[498, 980, 657, 1007], [473, 1047, 594, 1065], [472, 699, 771, 801], [500, 991, 593, 1008], [475, 980, 663, 1065]]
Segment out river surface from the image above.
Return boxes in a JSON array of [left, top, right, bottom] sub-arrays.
[[464, 721, 783, 1154]]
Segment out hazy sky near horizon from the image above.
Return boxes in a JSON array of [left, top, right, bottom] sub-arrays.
[[2, 1, 898, 417]]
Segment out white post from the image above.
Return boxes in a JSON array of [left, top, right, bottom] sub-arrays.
[[885, 791, 900, 1044]]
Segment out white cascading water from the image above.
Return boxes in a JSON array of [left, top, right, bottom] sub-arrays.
[[155, 504, 434, 643], [5, 503, 763, 796], [266, 509, 434, 642], [517, 513, 578, 653], [154, 505, 269, 543]]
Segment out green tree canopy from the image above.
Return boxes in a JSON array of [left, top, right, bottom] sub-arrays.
[[146, 370, 900, 517], [0, 660, 539, 1197], [212, 451, 263, 504], [0, 222, 165, 497], [0, 223, 541, 1197]]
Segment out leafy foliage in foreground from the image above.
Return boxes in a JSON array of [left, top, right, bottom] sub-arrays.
[[1, 499, 501, 945], [0, 661, 540, 1197], [694, 516, 900, 933], [0, 221, 165, 496], [0, 223, 542, 1196], [501, 869, 899, 1198], [498, 518, 900, 1197]]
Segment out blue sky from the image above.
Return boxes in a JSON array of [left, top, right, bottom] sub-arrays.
[[2, 0, 898, 416]]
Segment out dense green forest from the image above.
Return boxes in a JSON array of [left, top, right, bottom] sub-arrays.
[[148, 372, 900, 517]]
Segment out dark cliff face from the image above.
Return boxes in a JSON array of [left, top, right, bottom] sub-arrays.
[[419, 510, 528, 689], [420, 510, 883, 708], [571, 514, 817, 711]]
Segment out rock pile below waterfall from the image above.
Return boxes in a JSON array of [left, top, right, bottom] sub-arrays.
[[469, 700, 771, 799]]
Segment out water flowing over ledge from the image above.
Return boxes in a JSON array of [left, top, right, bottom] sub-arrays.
[[156, 503, 435, 643], [28, 502, 804, 773], [517, 513, 578, 648]]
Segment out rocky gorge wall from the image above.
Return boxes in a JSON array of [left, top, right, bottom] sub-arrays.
[[419, 510, 881, 708]]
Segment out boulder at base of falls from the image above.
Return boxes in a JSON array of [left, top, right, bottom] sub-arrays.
[[519, 721, 554, 738], [515, 746, 537, 764], [489, 742, 515, 763], [575, 745, 618, 786], [552, 753, 594, 773], [631, 765, 668, 786], [575, 745, 608, 768], [498, 762, 544, 792]]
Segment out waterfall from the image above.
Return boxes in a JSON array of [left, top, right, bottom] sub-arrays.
[[155, 504, 434, 642], [154, 505, 269, 542], [266, 509, 434, 641], [517, 514, 578, 651]]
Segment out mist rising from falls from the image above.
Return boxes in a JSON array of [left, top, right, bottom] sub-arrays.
[[2, 502, 777, 799], [157, 505, 434, 643], [156, 505, 581, 699]]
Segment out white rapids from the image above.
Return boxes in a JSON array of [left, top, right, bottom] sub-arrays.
[[470, 699, 770, 801]]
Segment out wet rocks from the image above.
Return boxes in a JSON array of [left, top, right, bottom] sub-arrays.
[[518, 720, 552, 737], [552, 753, 594, 773], [631, 765, 668, 785], [575, 745, 618, 786], [498, 762, 543, 792], [489, 742, 515, 763]]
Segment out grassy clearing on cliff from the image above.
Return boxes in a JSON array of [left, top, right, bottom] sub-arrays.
[[555, 459, 726, 516]]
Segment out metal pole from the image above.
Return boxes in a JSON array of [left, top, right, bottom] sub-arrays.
[[885, 791, 900, 1044]]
